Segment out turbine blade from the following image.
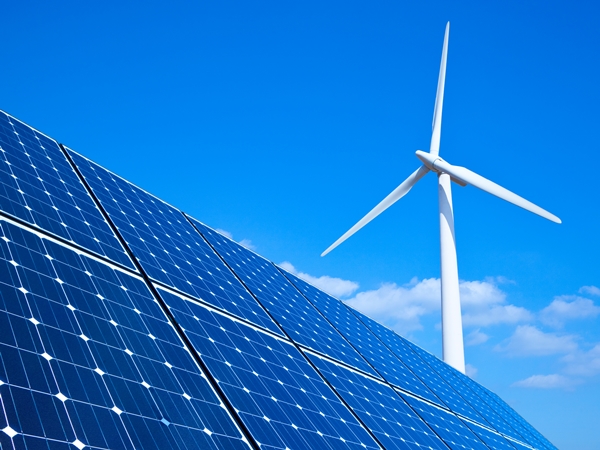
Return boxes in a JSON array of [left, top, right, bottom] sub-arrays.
[[321, 165, 430, 257], [430, 22, 450, 157], [433, 159, 561, 223]]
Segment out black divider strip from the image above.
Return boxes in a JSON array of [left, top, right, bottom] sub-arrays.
[[276, 266, 468, 450], [184, 213, 387, 450], [60, 144, 261, 450]]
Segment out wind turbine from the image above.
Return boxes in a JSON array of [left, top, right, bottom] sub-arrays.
[[321, 22, 560, 374]]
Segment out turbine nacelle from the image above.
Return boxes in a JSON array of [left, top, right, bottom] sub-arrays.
[[415, 150, 467, 187]]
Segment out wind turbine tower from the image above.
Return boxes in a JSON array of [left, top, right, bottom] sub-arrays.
[[321, 22, 560, 374]]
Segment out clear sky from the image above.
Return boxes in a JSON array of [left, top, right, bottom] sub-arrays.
[[2, 1, 599, 448]]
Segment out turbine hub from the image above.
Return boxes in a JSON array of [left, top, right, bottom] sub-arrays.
[[415, 150, 442, 172]]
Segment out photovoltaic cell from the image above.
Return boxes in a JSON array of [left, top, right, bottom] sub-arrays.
[[398, 393, 488, 450], [68, 150, 281, 335], [280, 268, 441, 405], [461, 420, 523, 450], [192, 220, 378, 378], [351, 308, 487, 424], [458, 377, 555, 450], [308, 354, 448, 450], [158, 288, 380, 450], [0, 111, 134, 269], [0, 219, 249, 450], [404, 339, 526, 443]]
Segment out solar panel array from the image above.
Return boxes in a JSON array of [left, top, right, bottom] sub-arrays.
[[0, 110, 556, 450]]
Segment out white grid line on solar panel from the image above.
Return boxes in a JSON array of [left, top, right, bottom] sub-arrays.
[[306, 352, 449, 450], [397, 391, 490, 450], [403, 340, 531, 445], [0, 220, 251, 450], [0, 215, 139, 280], [456, 377, 554, 450], [68, 149, 282, 336], [154, 282, 293, 344], [158, 287, 382, 450], [461, 419, 532, 450], [0, 112, 134, 270], [279, 267, 444, 405], [351, 308, 491, 425], [191, 218, 379, 379]]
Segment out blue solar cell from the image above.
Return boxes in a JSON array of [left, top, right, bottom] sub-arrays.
[[308, 353, 448, 449], [404, 339, 527, 443], [0, 219, 250, 449], [0, 111, 134, 269], [461, 420, 523, 450], [459, 377, 555, 450], [158, 287, 380, 450], [68, 150, 281, 336], [398, 393, 489, 450], [280, 268, 442, 405], [192, 220, 378, 378], [351, 309, 490, 424]]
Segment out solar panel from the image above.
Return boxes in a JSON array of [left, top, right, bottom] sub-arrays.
[[157, 288, 381, 450], [458, 375, 556, 450], [349, 307, 490, 423], [399, 393, 489, 450], [0, 110, 557, 450], [279, 268, 441, 405], [404, 339, 527, 443], [461, 420, 526, 450], [308, 353, 448, 449], [0, 112, 134, 270], [0, 218, 249, 450], [68, 149, 281, 336], [192, 219, 378, 378]]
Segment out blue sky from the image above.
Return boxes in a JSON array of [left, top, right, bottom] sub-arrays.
[[2, 1, 599, 448]]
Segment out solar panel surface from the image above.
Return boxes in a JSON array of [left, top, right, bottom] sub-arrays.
[[280, 268, 441, 404], [68, 150, 281, 336], [0, 218, 249, 450], [192, 219, 378, 378], [0, 110, 556, 450], [0, 112, 133, 270]]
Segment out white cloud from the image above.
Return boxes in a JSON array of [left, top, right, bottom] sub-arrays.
[[340, 276, 530, 333], [465, 364, 478, 378], [459, 280, 533, 327], [344, 278, 440, 334], [465, 329, 489, 346], [215, 229, 256, 250], [539, 295, 600, 328], [462, 304, 533, 328], [512, 374, 574, 389], [579, 285, 600, 297], [215, 228, 233, 239], [279, 262, 359, 298], [238, 239, 256, 250], [495, 325, 579, 357], [561, 343, 600, 378]]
